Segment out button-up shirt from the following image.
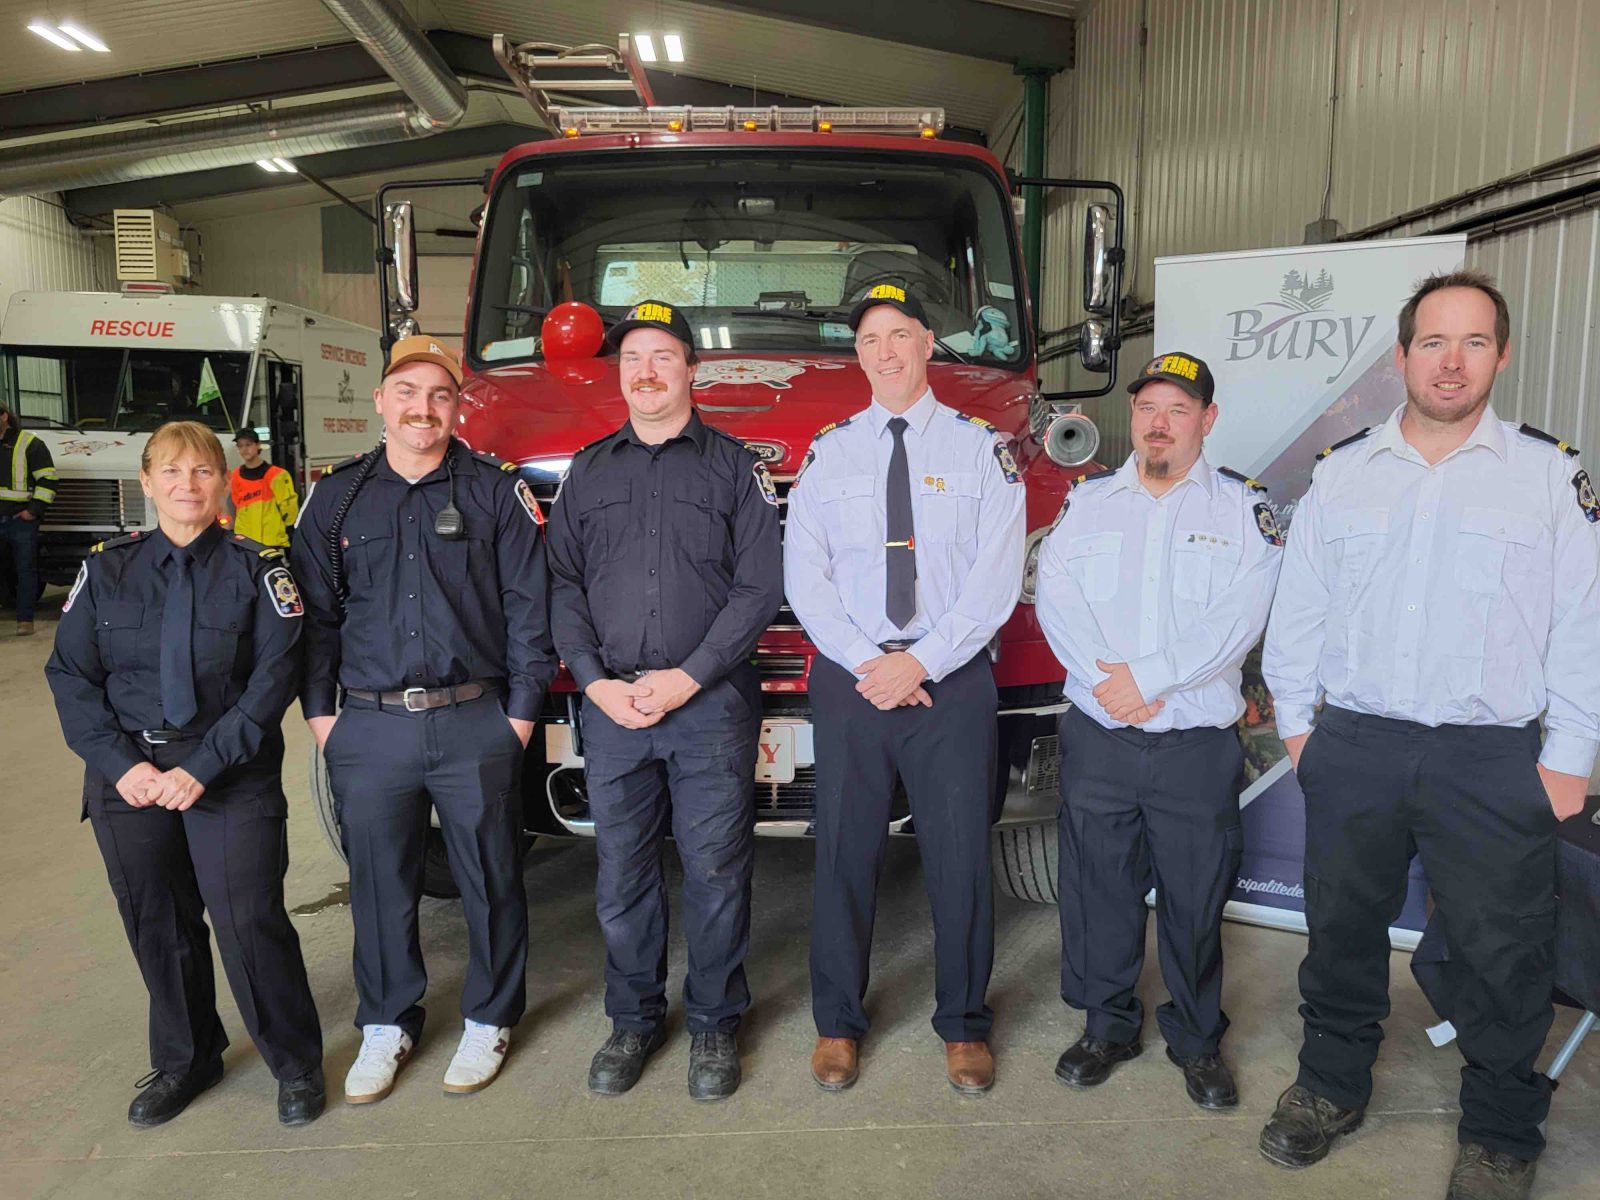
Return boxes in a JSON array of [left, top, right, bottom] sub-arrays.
[[293, 441, 557, 721], [1263, 403, 1600, 776], [784, 389, 1026, 681], [546, 410, 783, 690], [46, 523, 302, 787], [1037, 452, 1283, 731]]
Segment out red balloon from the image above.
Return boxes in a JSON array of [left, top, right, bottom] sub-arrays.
[[542, 302, 605, 360]]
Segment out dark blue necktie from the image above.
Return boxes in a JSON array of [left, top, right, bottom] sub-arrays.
[[885, 417, 917, 629], [160, 545, 197, 729]]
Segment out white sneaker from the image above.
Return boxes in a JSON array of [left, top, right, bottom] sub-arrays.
[[443, 1020, 511, 1094], [344, 1024, 413, 1104]]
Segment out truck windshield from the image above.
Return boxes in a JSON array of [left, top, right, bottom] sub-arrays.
[[472, 150, 1025, 368], [0, 346, 250, 434]]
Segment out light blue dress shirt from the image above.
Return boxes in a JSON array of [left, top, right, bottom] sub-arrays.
[[784, 388, 1026, 682], [1037, 452, 1284, 731], [1263, 403, 1600, 777]]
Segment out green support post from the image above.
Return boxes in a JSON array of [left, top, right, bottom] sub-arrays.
[[1017, 65, 1058, 328]]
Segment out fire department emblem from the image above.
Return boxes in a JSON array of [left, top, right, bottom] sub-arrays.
[[62, 562, 88, 613], [1576, 470, 1599, 523], [515, 478, 545, 526], [793, 446, 816, 487], [753, 462, 779, 507], [264, 566, 304, 617], [692, 358, 847, 390], [992, 438, 1022, 485], [1254, 502, 1285, 546]]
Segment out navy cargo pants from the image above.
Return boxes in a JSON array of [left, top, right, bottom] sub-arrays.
[[581, 667, 760, 1034]]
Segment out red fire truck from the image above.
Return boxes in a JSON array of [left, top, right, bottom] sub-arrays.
[[312, 37, 1125, 902]]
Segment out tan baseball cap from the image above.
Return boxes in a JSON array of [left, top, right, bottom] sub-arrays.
[[384, 335, 463, 385]]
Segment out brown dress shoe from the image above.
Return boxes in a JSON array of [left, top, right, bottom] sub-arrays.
[[945, 1041, 994, 1095], [810, 1037, 858, 1091], [16, 620, 34, 637]]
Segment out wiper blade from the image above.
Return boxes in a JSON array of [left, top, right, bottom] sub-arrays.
[[726, 307, 968, 363]]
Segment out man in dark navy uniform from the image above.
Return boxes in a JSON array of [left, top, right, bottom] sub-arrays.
[[293, 336, 557, 1103], [546, 300, 783, 1101]]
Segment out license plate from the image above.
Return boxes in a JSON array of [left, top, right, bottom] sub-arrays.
[[755, 723, 795, 784]]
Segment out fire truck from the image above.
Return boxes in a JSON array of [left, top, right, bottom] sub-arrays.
[[311, 36, 1125, 902], [0, 288, 382, 592]]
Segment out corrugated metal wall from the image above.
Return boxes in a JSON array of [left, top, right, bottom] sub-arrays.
[[195, 205, 379, 328], [1028, 0, 1600, 464], [0, 195, 105, 316]]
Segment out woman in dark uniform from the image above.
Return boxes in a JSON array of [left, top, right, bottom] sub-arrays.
[[46, 421, 324, 1128]]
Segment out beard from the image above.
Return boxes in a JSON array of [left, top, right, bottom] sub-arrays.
[[1141, 446, 1171, 478]]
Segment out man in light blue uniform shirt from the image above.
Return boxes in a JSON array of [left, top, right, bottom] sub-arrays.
[[785, 284, 1025, 1096], [1259, 270, 1600, 1200], [1036, 351, 1282, 1110]]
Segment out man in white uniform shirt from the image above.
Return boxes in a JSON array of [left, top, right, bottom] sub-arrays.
[[785, 284, 1026, 1096], [1260, 270, 1600, 1200], [1036, 351, 1283, 1110]]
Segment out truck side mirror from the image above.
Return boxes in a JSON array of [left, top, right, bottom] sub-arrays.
[[386, 201, 420, 318], [1078, 318, 1110, 372], [1082, 203, 1113, 316]]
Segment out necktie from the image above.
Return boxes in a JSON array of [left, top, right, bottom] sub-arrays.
[[160, 546, 198, 729], [885, 416, 916, 628]]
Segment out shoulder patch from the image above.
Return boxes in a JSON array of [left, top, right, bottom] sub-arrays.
[[752, 461, 779, 506], [1253, 501, 1285, 546], [1048, 495, 1070, 533], [1074, 467, 1117, 484], [1518, 423, 1580, 457], [992, 436, 1023, 484], [262, 565, 304, 618], [514, 478, 546, 526], [1574, 469, 1599, 523], [1316, 427, 1372, 460], [89, 531, 142, 554], [954, 411, 995, 430], [813, 415, 854, 439], [323, 453, 364, 475], [62, 561, 89, 613], [1217, 466, 1267, 492], [792, 445, 817, 487]]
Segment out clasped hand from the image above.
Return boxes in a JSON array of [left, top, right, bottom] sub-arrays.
[[1092, 659, 1164, 726], [586, 667, 701, 729], [114, 762, 205, 810]]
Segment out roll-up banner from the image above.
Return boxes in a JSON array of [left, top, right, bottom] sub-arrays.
[[1154, 234, 1467, 950]]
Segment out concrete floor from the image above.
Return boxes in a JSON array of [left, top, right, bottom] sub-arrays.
[[3, 596, 1597, 1200]]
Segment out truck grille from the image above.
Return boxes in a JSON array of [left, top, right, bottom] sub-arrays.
[[754, 766, 818, 820], [1026, 734, 1061, 797], [43, 477, 144, 527], [752, 652, 806, 679]]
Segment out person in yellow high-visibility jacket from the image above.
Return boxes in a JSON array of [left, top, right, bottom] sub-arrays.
[[228, 429, 298, 548]]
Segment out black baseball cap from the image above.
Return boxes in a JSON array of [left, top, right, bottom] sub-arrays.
[[604, 300, 696, 353], [1127, 351, 1216, 405], [233, 428, 260, 444], [846, 283, 930, 331]]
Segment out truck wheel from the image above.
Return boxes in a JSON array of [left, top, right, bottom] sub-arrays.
[[992, 822, 1058, 904]]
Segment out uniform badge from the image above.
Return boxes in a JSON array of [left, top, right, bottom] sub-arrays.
[[515, 478, 546, 526], [264, 566, 304, 618], [794, 446, 816, 487], [1254, 501, 1285, 547], [1575, 469, 1600, 523], [992, 437, 1023, 485], [62, 561, 88, 613], [753, 461, 779, 507]]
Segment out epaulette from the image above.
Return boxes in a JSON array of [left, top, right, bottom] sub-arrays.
[[1316, 428, 1372, 460], [1217, 466, 1267, 492], [572, 430, 620, 462], [323, 453, 364, 474], [468, 447, 517, 472], [953, 411, 995, 431], [1517, 423, 1580, 457], [813, 415, 854, 439], [228, 533, 285, 560], [89, 530, 142, 554], [1074, 467, 1117, 484]]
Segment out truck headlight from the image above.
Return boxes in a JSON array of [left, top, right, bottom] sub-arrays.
[[1020, 526, 1050, 605]]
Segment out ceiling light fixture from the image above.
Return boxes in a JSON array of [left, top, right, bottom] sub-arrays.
[[631, 33, 657, 63], [663, 34, 684, 63], [256, 159, 281, 172], [271, 157, 296, 172], [57, 22, 109, 51], [27, 22, 81, 51]]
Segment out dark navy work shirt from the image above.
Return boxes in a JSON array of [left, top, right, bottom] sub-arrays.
[[292, 441, 557, 721], [46, 523, 302, 788], [546, 410, 783, 690]]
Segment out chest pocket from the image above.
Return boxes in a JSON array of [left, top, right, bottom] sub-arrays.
[[917, 472, 981, 543], [1065, 531, 1122, 602], [195, 599, 253, 673], [1323, 507, 1389, 607], [342, 518, 394, 587], [1173, 534, 1242, 604], [95, 600, 148, 671], [818, 474, 877, 548], [580, 480, 632, 562], [1454, 507, 1541, 593], [671, 475, 734, 564]]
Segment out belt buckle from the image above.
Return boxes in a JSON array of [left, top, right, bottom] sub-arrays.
[[401, 687, 431, 712], [141, 729, 174, 745]]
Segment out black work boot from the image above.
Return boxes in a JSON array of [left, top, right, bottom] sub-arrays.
[[278, 1066, 326, 1127], [1165, 1047, 1238, 1109], [587, 1027, 668, 1096], [1054, 1035, 1142, 1088], [1258, 1084, 1366, 1168], [687, 1031, 742, 1102], [1445, 1143, 1537, 1200], [127, 1061, 224, 1128]]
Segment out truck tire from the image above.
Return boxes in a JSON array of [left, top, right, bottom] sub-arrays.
[[992, 822, 1058, 904], [308, 743, 462, 900]]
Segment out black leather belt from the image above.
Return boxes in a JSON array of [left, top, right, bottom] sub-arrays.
[[140, 729, 192, 745], [345, 679, 502, 712], [878, 641, 914, 653]]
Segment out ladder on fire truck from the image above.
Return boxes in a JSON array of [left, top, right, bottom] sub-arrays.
[[491, 34, 657, 129]]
